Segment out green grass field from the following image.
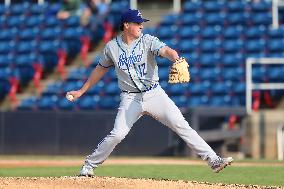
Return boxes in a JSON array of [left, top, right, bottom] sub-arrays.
[[1, 164, 284, 187]]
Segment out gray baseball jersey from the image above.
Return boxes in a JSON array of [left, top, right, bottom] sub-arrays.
[[98, 33, 165, 92]]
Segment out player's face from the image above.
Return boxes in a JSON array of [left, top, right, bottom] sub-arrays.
[[127, 22, 143, 38]]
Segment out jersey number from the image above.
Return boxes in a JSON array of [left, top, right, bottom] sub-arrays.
[[137, 63, 147, 77]]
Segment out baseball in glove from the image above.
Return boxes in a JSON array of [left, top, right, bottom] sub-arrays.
[[168, 57, 190, 83]]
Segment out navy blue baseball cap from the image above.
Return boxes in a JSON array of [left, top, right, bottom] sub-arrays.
[[120, 9, 150, 24]]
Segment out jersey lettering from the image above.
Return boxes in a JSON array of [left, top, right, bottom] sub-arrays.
[[137, 63, 147, 77], [117, 50, 144, 70]]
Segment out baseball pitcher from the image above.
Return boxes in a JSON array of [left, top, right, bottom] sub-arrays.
[[66, 9, 233, 176]]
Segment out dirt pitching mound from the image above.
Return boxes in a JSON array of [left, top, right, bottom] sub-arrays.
[[0, 177, 282, 189]]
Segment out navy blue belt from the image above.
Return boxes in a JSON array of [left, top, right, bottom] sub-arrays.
[[122, 83, 158, 93]]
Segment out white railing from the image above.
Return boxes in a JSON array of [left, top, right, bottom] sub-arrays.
[[246, 58, 284, 114], [277, 124, 284, 160]]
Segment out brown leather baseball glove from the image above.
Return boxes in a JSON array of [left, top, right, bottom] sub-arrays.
[[168, 57, 190, 83]]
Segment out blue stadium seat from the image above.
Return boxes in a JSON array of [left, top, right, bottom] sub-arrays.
[[227, 1, 246, 12], [57, 97, 76, 110], [18, 28, 40, 41], [156, 26, 177, 39], [143, 28, 156, 36], [158, 67, 169, 81], [67, 67, 90, 81], [201, 26, 222, 39], [245, 39, 266, 53], [180, 13, 202, 25], [203, 1, 225, 12], [37, 95, 58, 110], [223, 39, 244, 53], [183, 1, 202, 13], [223, 26, 244, 39], [156, 57, 171, 67], [160, 14, 179, 26], [9, 4, 25, 15], [178, 25, 200, 39], [187, 96, 207, 107], [250, 13, 272, 26], [203, 13, 225, 25], [223, 67, 245, 81], [252, 66, 267, 82], [0, 41, 15, 55], [178, 39, 200, 53], [77, 95, 98, 110], [246, 25, 267, 39], [250, 1, 271, 13], [16, 41, 37, 55], [104, 81, 120, 95], [6, 15, 22, 27], [188, 81, 211, 95], [99, 95, 119, 109], [222, 53, 244, 67], [267, 66, 284, 82], [226, 12, 249, 25], [43, 81, 63, 96], [29, 3, 46, 15], [0, 54, 13, 68], [17, 97, 37, 110], [233, 82, 246, 94], [25, 15, 44, 27], [168, 83, 189, 95], [268, 27, 284, 39], [0, 29, 14, 42], [200, 39, 221, 52], [211, 81, 232, 95], [267, 39, 284, 52], [44, 16, 60, 28], [200, 67, 222, 81], [63, 16, 80, 27], [199, 53, 221, 66], [62, 81, 84, 93], [40, 27, 61, 40]]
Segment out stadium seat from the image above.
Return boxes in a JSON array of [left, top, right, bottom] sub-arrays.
[[268, 27, 284, 39], [200, 39, 221, 52], [168, 83, 189, 95], [227, 1, 246, 12], [226, 12, 249, 25], [250, 1, 271, 13], [245, 26, 266, 39], [180, 13, 202, 25], [199, 53, 221, 66], [57, 97, 76, 110], [178, 25, 200, 39], [203, 12, 225, 25], [223, 26, 244, 39], [156, 26, 178, 39], [201, 26, 222, 39], [223, 39, 244, 53], [158, 67, 169, 81], [245, 39, 266, 53], [43, 81, 63, 96], [178, 39, 200, 53], [222, 53, 244, 67], [160, 14, 179, 26], [183, 1, 202, 13], [37, 95, 58, 110], [17, 97, 37, 110], [203, 1, 225, 13]]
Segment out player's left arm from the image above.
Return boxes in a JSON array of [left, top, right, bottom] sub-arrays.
[[159, 46, 179, 62]]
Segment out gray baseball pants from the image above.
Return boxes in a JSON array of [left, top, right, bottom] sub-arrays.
[[85, 86, 218, 168]]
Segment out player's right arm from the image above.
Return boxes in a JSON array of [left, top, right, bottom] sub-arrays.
[[66, 65, 110, 101]]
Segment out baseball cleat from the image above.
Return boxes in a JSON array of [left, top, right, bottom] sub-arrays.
[[79, 165, 94, 177], [209, 157, 234, 173]]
